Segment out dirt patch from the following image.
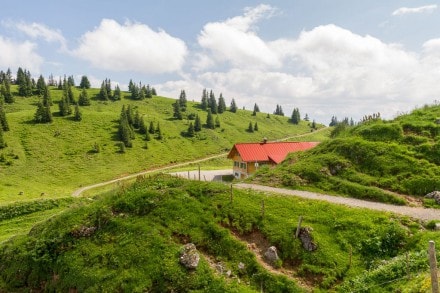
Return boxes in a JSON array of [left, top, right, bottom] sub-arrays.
[[229, 229, 315, 292]]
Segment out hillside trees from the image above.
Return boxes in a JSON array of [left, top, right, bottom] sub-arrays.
[[230, 98, 237, 113], [34, 101, 52, 123], [118, 105, 134, 147], [79, 76, 91, 89], [1, 78, 13, 103], [16, 67, 33, 97], [58, 89, 72, 116], [36, 75, 46, 96], [78, 88, 91, 106], [194, 114, 202, 132], [0, 104, 9, 131], [74, 104, 82, 121], [274, 104, 284, 116], [252, 103, 260, 116], [218, 93, 226, 114], [98, 79, 111, 101], [291, 108, 301, 124], [206, 109, 215, 129], [0, 126, 5, 148]]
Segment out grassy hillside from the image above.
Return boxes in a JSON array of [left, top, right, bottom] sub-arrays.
[[251, 104, 440, 205], [0, 175, 436, 292], [0, 85, 324, 202]]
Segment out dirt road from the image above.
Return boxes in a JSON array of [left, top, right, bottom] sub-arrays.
[[235, 183, 440, 221]]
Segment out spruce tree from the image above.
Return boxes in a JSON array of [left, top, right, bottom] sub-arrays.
[[79, 75, 91, 89], [148, 121, 155, 134], [201, 89, 208, 110], [73, 104, 81, 121], [78, 88, 90, 106], [67, 85, 75, 104], [215, 115, 220, 128], [67, 75, 75, 87], [209, 90, 218, 114], [118, 106, 133, 147], [156, 122, 163, 140], [126, 105, 134, 126], [194, 114, 202, 132], [1, 79, 13, 103], [230, 98, 237, 113], [0, 126, 5, 148], [187, 122, 195, 137], [173, 101, 183, 120], [58, 90, 71, 116], [179, 90, 187, 111], [139, 117, 147, 134], [151, 87, 157, 96], [145, 85, 152, 99], [291, 108, 301, 124], [36, 75, 46, 96], [113, 85, 121, 100], [139, 86, 146, 100], [98, 81, 109, 100], [248, 122, 254, 132], [311, 120, 316, 129], [133, 111, 141, 129], [34, 101, 46, 123], [218, 93, 226, 114], [0, 104, 9, 131], [254, 122, 258, 131], [42, 86, 52, 106], [206, 109, 215, 129]]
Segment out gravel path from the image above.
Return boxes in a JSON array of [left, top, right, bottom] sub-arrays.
[[235, 183, 440, 221]]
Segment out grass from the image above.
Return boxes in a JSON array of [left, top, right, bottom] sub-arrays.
[[0, 176, 435, 292], [251, 104, 440, 205], [0, 85, 325, 202]]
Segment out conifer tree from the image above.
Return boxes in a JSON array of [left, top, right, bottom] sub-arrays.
[[1, 79, 13, 103], [156, 122, 163, 140], [79, 75, 91, 89], [67, 75, 75, 87], [187, 122, 195, 137], [145, 85, 152, 99], [201, 89, 208, 110], [179, 90, 187, 111], [98, 80, 109, 101], [218, 93, 226, 114], [67, 85, 75, 104], [151, 87, 157, 96], [118, 106, 133, 147], [209, 90, 218, 114], [0, 126, 5, 148], [194, 114, 202, 132], [78, 88, 91, 106], [248, 121, 254, 132], [148, 121, 155, 134], [139, 87, 146, 100], [126, 105, 134, 126], [304, 113, 310, 121], [215, 115, 221, 128], [139, 117, 147, 134], [133, 111, 141, 129], [0, 104, 9, 131], [206, 109, 215, 129], [35, 101, 52, 123], [311, 120, 316, 129], [74, 103, 82, 121], [145, 129, 151, 141], [291, 108, 301, 124], [254, 122, 258, 131], [230, 98, 237, 113], [113, 85, 121, 100], [58, 91, 71, 116], [42, 86, 52, 106], [173, 101, 183, 120], [36, 75, 46, 96], [57, 77, 63, 90]]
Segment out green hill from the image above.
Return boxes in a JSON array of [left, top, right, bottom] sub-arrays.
[[0, 85, 323, 202], [251, 104, 440, 206], [0, 175, 436, 292]]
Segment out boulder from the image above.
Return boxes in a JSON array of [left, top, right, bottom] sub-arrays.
[[264, 246, 279, 265], [179, 243, 200, 269], [298, 227, 318, 251], [425, 191, 440, 204]]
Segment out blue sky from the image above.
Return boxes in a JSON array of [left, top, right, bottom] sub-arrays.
[[1, 1, 440, 123]]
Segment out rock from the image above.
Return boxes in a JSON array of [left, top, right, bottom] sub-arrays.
[[298, 227, 318, 251], [70, 226, 97, 238], [238, 262, 245, 271], [425, 191, 440, 204], [264, 246, 279, 265], [215, 262, 224, 274], [226, 270, 232, 277], [435, 223, 440, 231], [179, 243, 200, 269]]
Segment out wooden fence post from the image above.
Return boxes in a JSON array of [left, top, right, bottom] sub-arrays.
[[198, 165, 201, 181], [429, 240, 439, 293], [230, 184, 233, 203], [295, 216, 303, 238]]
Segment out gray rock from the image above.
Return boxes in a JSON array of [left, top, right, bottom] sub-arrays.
[[298, 227, 318, 251], [264, 246, 279, 264], [238, 262, 245, 271], [179, 243, 200, 269], [425, 191, 440, 204]]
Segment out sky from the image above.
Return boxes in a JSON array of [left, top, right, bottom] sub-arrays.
[[1, 0, 440, 124]]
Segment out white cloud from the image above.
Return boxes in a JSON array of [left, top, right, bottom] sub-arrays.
[[0, 36, 43, 73], [392, 4, 437, 16], [13, 21, 67, 50], [73, 19, 187, 74], [196, 4, 281, 70]]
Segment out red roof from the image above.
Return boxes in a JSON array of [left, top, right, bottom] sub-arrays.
[[228, 141, 319, 164]]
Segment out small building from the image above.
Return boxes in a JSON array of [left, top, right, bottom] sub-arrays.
[[227, 140, 319, 179]]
